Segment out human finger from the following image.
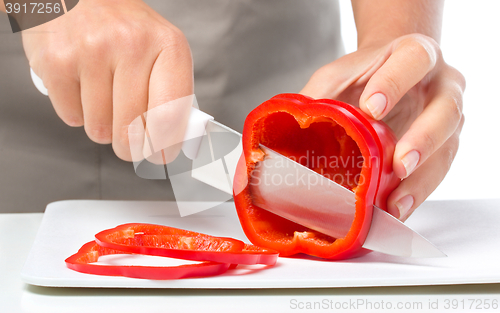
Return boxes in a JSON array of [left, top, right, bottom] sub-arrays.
[[111, 52, 152, 161], [359, 34, 440, 120], [143, 30, 193, 164], [392, 66, 466, 179], [387, 115, 465, 220], [80, 59, 114, 144]]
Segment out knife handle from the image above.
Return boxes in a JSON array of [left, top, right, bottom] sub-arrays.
[[181, 107, 214, 160], [30, 68, 49, 96], [30, 68, 213, 160]]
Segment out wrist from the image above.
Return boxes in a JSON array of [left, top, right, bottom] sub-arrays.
[[352, 0, 444, 50]]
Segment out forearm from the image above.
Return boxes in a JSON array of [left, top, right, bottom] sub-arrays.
[[1, 0, 6, 13], [351, 0, 444, 48]]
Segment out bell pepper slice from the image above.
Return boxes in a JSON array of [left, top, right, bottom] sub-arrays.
[[65, 241, 230, 280], [233, 93, 400, 260], [95, 223, 279, 265]]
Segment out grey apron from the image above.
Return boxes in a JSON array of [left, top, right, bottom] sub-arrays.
[[0, 0, 343, 213]]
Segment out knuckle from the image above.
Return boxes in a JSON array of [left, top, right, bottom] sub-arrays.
[[458, 113, 465, 131], [382, 72, 404, 97], [419, 181, 434, 202], [156, 26, 191, 57], [448, 65, 467, 92], [449, 131, 460, 154], [449, 119, 463, 152], [442, 142, 458, 174], [420, 130, 438, 156], [160, 26, 186, 46], [399, 34, 439, 70], [44, 46, 75, 71], [82, 18, 150, 59], [445, 94, 463, 123], [409, 174, 434, 205], [81, 32, 111, 56], [437, 122, 463, 178], [436, 67, 466, 123], [115, 23, 149, 51]]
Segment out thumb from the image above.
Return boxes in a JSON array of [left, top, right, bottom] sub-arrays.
[[300, 48, 391, 101]]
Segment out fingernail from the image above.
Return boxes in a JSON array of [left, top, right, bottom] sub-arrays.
[[365, 93, 387, 119], [401, 150, 420, 178], [394, 194, 414, 220]]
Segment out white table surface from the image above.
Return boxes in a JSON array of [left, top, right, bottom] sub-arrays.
[[2, 200, 500, 313]]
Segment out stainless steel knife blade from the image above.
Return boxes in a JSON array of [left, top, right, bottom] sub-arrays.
[[364, 205, 446, 258], [251, 145, 446, 258]]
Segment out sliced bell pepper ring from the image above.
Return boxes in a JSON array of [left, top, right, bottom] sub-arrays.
[[65, 241, 230, 280], [95, 223, 279, 265], [233, 93, 400, 260]]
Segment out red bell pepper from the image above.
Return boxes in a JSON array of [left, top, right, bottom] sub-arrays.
[[65, 241, 230, 280], [95, 223, 279, 265], [233, 93, 400, 260]]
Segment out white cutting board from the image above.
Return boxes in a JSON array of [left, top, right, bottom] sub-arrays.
[[21, 199, 500, 288]]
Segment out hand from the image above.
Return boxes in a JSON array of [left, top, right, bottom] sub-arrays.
[[300, 34, 466, 220], [22, 0, 193, 162]]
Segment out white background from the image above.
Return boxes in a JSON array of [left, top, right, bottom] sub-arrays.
[[339, 0, 500, 201]]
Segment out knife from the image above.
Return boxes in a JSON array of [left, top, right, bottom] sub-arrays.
[[178, 108, 445, 258], [29, 71, 445, 258]]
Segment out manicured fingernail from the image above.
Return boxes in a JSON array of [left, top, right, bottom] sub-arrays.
[[365, 93, 387, 119], [394, 194, 414, 220], [401, 150, 420, 178]]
